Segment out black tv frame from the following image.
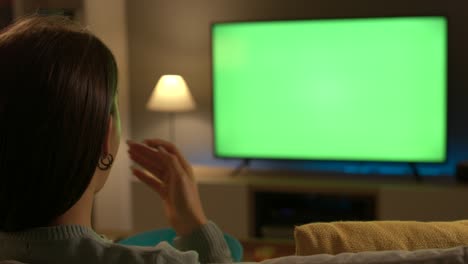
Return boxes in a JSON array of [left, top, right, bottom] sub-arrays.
[[210, 15, 449, 165]]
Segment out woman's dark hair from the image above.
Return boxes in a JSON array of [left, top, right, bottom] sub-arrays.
[[0, 16, 118, 231]]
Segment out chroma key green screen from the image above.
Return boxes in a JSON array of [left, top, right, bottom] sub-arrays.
[[213, 17, 447, 162]]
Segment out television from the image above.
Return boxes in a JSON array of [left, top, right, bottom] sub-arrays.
[[212, 16, 447, 163]]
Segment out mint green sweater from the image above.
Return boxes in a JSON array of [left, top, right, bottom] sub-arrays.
[[0, 222, 232, 264]]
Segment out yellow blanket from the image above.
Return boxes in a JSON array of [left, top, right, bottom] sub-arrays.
[[295, 220, 468, 255]]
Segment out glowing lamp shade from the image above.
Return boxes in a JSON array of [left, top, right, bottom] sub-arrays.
[[146, 75, 196, 112]]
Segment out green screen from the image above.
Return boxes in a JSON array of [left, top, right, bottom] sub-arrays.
[[213, 17, 447, 162]]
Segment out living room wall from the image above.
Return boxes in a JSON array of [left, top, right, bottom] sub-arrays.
[[127, 0, 468, 178]]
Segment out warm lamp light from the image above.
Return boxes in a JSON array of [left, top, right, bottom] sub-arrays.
[[146, 75, 196, 143], [146, 75, 196, 112]]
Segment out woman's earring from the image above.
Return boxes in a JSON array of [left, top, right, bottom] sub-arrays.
[[98, 153, 114, 171]]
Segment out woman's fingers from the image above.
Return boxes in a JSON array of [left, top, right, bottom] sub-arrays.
[[157, 145, 186, 179], [131, 167, 167, 198], [128, 148, 164, 177], [128, 141, 171, 176], [128, 140, 186, 183], [128, 141, 167, 162], [144, 139, 193, 176]]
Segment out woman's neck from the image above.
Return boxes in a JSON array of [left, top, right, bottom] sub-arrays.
[[51, 187, 94, 228]]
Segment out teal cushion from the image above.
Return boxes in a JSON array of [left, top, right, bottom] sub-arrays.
[[118, 228, 243, 262]]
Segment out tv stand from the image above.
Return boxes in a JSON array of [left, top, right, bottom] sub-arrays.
[[132, 165, 468, 243], [409, 163, 423, 182], [231, 158, 251, 176]]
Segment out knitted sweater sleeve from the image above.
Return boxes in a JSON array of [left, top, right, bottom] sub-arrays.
[[173, 221, 232, 263]]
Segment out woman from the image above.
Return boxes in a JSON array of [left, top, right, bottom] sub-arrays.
[[0, 16, 231, 264]]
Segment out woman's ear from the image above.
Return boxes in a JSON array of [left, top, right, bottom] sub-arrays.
[[93, 116, 115, 189]]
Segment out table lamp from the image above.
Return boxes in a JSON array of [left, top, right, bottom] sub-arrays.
[[146, 75, 196, 143]]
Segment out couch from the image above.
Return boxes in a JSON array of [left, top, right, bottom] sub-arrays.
[[259, 220, 468, 264]]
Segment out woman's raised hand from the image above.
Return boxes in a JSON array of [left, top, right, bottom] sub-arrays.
[[127, 139, 208, 236]]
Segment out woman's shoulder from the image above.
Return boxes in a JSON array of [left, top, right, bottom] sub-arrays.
[[0, 226, 198, 264], [79, 238, 199, 264]]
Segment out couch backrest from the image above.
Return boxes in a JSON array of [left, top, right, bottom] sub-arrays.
[[294, 220, 468, 255]]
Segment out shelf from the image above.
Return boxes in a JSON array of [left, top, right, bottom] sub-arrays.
[[192, 165, 463, 192], [131, 165, 468, 245]]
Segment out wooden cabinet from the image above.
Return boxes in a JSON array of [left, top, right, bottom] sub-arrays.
[[131, 166, 468, 241]]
